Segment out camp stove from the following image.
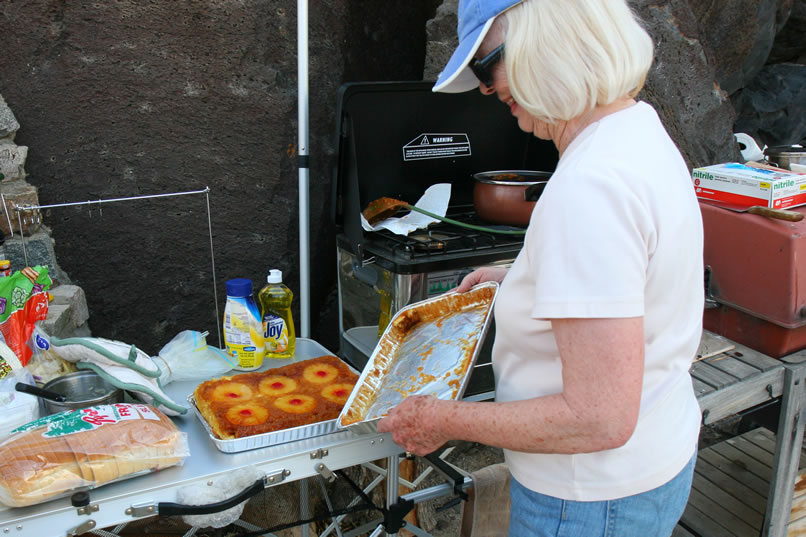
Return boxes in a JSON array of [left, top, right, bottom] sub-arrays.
[[332, 82, 558, 397]]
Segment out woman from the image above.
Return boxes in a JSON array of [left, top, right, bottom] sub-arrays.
[[376, 0, 704, 535]]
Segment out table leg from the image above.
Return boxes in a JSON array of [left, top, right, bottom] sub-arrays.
[[762, 362, 806, 537], [384, 454, 401, 536]]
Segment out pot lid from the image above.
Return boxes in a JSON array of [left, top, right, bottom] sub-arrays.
[[473, 170, 552, 185], [765, 144, 805, 156]]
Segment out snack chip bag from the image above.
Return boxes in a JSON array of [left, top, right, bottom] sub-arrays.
[[0, 266, 52, 375]]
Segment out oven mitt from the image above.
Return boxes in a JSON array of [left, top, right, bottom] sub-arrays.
[[361, 183, 451, 235], [48, 336, 188, 416]]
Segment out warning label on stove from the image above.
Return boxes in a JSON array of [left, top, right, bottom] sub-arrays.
[[403, 133, 471, 161]]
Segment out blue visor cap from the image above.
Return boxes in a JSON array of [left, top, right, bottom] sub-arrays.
[[432, 0, 523, 93]]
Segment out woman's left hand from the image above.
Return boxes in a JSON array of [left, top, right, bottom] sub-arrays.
[[377, 395, 449, 456]]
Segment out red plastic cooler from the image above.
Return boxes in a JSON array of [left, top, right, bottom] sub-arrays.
[[701, 201, 806, 357]]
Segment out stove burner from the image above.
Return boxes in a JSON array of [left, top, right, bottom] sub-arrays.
[[338, 204, 526, 272], [370, 210, 524, 260], [409, 231, 463, 252], [409, 234, 444, 252]]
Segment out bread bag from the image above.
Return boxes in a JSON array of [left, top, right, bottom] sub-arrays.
[[0, 403, 189, 507]]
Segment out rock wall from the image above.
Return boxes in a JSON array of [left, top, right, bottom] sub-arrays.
[[0, 0, 803, 355], [426, 0, 806, 166], [689, 0, 806, 147], [0, 95, 72, 284], [0, 0, 437, 353]]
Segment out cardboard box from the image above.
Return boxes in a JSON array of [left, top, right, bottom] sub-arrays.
[[692, 162, 806, 209]]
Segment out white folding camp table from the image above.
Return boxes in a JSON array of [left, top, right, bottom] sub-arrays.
[[0, 338, 472, 537]]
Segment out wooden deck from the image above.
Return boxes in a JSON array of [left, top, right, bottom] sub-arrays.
[[673, 525, 698, 537], [676, 333, 806, 537], [691, 335, 786, 426], [679, 428, 806, 537], [789, 469, 806, 535]]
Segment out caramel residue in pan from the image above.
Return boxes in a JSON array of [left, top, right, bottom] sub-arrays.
[[342, 284, 496, 425], [420, 373, 437, 384], [392, 310, 422, 333]]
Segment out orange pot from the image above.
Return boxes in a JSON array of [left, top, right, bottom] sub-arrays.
[[472, 170, 552, 226]]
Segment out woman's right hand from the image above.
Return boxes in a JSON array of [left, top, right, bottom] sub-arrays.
[[455, 266, 508, 293]]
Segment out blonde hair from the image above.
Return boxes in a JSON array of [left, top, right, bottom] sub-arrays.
[[502, 0, 654, 123]]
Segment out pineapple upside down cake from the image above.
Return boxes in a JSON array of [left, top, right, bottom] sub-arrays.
[[193, 355, 359, 439]]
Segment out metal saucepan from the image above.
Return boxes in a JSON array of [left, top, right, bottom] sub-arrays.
[[764, 145, 806, 171], [473, 170, 552, 226], [734, 134, 806, 171], [41, 370, 124, 415]]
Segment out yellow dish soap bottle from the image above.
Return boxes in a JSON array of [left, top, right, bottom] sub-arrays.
[[258, 269, 296, 359]]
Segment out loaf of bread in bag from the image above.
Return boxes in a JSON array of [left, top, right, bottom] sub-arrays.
[[0, 404, 186, 507]]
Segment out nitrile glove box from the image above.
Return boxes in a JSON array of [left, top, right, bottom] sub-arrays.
[[692, 163, 806, 209]]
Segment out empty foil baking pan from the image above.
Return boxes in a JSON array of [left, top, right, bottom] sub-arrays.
[[338, 282, 498, 434]]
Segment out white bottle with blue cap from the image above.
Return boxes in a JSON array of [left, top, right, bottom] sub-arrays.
[[223, 278, 265, 371]]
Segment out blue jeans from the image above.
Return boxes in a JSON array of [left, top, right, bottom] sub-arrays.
[[508, 452, 696, 537]]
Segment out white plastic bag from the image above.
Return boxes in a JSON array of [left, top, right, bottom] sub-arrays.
[[178, 467, 263, 528], [155, 331, 235, 384], [0, 369, 39, 439], [26, 326, 77, 385]]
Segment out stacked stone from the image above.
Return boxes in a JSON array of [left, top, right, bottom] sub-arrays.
[[0, 95, 90, 338], [0, 94, 41, 238], [0, 93, 66, 281]]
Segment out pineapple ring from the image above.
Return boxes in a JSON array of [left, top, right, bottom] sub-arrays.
[[274, 394, 316, 414], [320, 383, 355, 404], [225, 404, 269, 426], [302, 363, 338, 384], [211, 382, 254, 403], [258, 376, 298, 396]]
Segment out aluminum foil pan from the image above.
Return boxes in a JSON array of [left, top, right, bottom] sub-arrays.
[[188, 357, 359, 453], [338, 281, 498, 434], [187, 394, 343, 453]]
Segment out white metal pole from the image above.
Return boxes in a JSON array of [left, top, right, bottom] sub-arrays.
[[298, 0, 311, 339]]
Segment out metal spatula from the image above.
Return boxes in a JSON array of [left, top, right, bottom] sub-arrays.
[[362, 197, 526, 235]]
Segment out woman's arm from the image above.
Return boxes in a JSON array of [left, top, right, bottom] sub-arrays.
[[377, 317, 644, 455]]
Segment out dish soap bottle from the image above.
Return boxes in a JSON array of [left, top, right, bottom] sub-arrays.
[[258, 269, 296, 359], [223, 278, 265, 371]]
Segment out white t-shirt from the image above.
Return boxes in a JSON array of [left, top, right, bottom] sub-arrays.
[[493, 101, 703, 501]]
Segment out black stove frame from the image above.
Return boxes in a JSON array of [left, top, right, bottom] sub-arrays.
[[333, 81, 559, 397], [332, 81, 558, 269]]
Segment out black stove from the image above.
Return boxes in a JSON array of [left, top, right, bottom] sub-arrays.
[[332, 81, 558, 397], [332, 81, 558, 268], [337, 205, 527, 274]]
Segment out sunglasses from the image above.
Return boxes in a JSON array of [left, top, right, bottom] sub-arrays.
[[469, 44, 504, 88]]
